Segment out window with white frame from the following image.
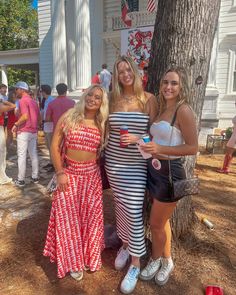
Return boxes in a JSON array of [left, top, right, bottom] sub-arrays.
[[227, 50, 236, 94]]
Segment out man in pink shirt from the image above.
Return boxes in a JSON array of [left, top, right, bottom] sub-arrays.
[[12, 82, 40, 187], [45, 83, 75, 132]]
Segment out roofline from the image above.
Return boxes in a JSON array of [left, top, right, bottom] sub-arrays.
[[0, 48, 39, 57]]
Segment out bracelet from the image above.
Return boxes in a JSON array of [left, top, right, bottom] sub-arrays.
[[56, 170, 65, 176]]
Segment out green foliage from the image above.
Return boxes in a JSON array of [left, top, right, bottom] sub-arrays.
[[225, 127, 233, 140], [3, 67, 35, 86], [0, 0, 38, 50], [0, 0, 38, 85]]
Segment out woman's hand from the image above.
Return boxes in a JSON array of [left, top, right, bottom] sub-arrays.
[[56, 172, 68, 192], [11, 125, 17, 134], [140, 142, 162, 156], [120, 133, 140, 145]]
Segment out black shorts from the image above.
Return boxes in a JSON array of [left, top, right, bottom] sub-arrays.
[[147, 158, 186, 203]]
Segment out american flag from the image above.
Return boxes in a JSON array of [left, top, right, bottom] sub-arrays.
[[121, 0, 132, 27], [147, 0, 156, 13]]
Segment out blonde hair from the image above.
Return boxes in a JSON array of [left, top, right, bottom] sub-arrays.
[[110, 55, 146, 112], [158, 66, 191, 116], [62, 84, 109, 152]]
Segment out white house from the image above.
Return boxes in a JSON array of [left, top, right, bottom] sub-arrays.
[[200, 0, 236, 143]]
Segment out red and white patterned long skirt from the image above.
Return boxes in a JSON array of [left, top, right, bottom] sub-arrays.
[[43, 157, 104, 278]]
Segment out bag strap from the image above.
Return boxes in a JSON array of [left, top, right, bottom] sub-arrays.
[[168, 104, 182, 185]]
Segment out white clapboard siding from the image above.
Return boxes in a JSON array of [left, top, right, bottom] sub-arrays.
[[104, 40, 120, 72], [216, 0, 236, 127], [38, 0, 53, 86]]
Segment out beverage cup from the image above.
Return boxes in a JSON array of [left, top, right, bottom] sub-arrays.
[[120, 125, 129, 147], [205, 285, 224, 295], [142, 134, 151, 143]]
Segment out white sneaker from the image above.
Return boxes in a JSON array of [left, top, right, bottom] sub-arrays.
[[139, 257, 161, 280], [120, 265, 140, 294], [70, 271, 83, 281], [115, 246, 129, 270], [155, 257, 174, 286]]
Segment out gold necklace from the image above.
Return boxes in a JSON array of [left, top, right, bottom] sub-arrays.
[[123, 95, 136, 104]]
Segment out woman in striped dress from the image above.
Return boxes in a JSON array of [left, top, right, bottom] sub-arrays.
[[105, 56, 158, 294], [43, 85, 108, 280]]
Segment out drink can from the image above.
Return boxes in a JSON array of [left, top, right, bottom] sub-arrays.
[[120, 125, 128, 147], [142, 134, 151, 143], [202, 218, 214, 230], [205, 285, 224, 295]]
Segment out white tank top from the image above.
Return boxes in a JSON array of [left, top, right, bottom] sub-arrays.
[[150, 121, 184, 158]]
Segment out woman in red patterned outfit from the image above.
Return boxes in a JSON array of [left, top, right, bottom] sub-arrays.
[[43, 85, 109, 280]]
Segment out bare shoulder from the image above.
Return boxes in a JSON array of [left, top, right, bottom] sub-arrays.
[[144, 91, 156, 101], [144, 91, 157, 107], [177, 104, 196, 125], [178, 103, 194, 116]]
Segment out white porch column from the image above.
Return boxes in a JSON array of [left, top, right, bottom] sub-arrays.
[[1, 65, 8, 89], [51, 0, 68, 90], [207, 29, 218, 87], [74, 0, 91, 89], [65, 0, 76, 91], [90, 0, 103, 76]]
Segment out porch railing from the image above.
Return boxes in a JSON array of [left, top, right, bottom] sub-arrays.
[[106, 10, 156, 31]]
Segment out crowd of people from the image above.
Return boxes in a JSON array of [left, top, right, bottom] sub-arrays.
[[2, 55, 234, 294]]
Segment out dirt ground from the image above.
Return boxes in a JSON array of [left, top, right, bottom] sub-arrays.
[[0, 140, 236, 295]]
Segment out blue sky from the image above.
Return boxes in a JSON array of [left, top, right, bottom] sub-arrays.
[[32, 0, 38, 9]]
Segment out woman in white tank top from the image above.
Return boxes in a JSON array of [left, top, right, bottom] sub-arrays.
[[139, 67, 198, 286]]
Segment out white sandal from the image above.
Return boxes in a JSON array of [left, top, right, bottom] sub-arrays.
[[70, 271, 83, 281]]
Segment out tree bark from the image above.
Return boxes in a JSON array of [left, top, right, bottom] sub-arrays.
[[147, 0, 221, 239]]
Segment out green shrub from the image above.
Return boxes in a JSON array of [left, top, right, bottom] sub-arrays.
[[225, 127, 233, 139]]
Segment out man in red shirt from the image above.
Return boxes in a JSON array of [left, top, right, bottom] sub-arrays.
[[91, 71, 100, 84], [12, 82, 40, 187], [45, 83, 75, 132]]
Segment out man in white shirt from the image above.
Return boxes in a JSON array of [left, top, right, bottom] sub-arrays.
[[100, 64, 111, 91], [41, 84, 54, 171]]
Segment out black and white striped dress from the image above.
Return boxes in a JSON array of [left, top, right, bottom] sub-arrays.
[[105, 112, 149, 257]]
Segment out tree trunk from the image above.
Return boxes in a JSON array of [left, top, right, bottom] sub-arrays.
[[147, 0, 221, 239]]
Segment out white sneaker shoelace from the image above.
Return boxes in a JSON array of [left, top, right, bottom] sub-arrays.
[[147, 258, 160, 272], [120, 265, 140, 294], [156, 258, 174, 284], [118, 247, 128, 260], [115, 247, 129, 270], [127, 266, 140, 282]]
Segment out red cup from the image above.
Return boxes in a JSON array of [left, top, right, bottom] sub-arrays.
[[205, 285, 224, 295], [120, 125, 128, 147]]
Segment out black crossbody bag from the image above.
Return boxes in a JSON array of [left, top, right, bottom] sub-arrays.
[[168, 107, 200, 201]]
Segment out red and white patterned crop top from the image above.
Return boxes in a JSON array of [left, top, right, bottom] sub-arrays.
[[64, 125, 101, 153]]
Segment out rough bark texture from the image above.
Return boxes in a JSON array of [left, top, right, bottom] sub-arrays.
[[147, 0, 221, 240]]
